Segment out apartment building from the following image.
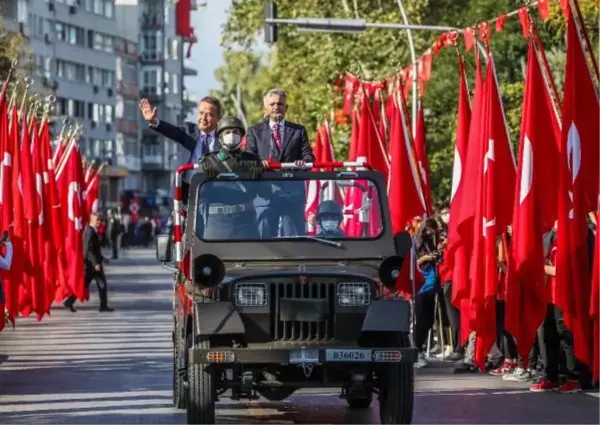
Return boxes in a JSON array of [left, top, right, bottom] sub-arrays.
[[2, 0, 197, 199], [133, 0, 196, 193], [2, 0, 123, 205]]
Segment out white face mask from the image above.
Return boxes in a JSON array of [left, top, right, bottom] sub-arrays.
[[320, 220, 339, 232], [221, 133, 241, 149]]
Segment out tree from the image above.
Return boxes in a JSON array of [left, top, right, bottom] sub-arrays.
[[0, 17, 42, 116], [218, 0, 599, 204]]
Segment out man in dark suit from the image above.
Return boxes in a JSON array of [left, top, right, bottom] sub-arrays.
[[63, 213, 114, 313], [139, 96, 222, 204], [245, 88, 315, 237]]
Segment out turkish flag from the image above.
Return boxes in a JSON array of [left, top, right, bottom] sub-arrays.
[[445, 56, 473, 345], [5, 106, 26, 323], [39, 119, 69, 304], [469, 53, 516, 371], [452, 52, 485, 341], [85, 172, 100, 215], [175, 0, 192, 37], [61, 144, 86, 301], [555, 6, 599, 367], [506, 38, 561, 366], [591, 200, 599, 382], [20, 115, 46, 320], [414, 102, 433, 216], [31, 118, 56, 315]]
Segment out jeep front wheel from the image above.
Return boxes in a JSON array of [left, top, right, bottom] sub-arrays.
[[186, 338, 216, 424], [378, 362, 414, 424], [173, 329, 186, 409], [346, 391, 372, 409]]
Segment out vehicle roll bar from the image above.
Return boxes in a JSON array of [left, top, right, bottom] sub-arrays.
[[266, 160, 372, 170], [171, 160, 374, 262]]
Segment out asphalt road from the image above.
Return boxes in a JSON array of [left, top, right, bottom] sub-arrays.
[[0, 248, 598, 424]]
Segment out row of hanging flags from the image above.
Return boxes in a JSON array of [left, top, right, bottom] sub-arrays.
[[307, 0, 599, 380], [0, 80, 102, 332]]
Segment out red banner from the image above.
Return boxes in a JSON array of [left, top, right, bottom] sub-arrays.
[[176, 0, 192, 37]]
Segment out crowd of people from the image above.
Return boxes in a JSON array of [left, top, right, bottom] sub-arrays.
[[407, 207, 598, 393]]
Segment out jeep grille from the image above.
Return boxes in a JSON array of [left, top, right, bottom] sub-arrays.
[[271, 282, 335, 341]]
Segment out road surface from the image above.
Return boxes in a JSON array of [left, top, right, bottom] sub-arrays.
[[0, 248, 598, 423]]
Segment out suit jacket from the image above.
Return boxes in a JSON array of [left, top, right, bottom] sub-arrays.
[[150, 120, 220, 163], [84, 226, 103, 276], [245, 119, 315, 163]]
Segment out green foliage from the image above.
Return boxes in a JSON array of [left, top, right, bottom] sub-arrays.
[[217, 0, 599, 205], [0, 17, 38, 112]]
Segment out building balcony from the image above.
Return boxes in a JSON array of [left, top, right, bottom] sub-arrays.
[[142, 154, 163, 170], [116, 155, 142, 172], [183, 60, 198, 77], [117, 81, 139, 98], [140, 12, 164, 30], [190, 0, 206, 11], [116, 118, 138, 135], [139, 51, 164, 64], [140, 86, 163, 102], [183, 90, 197, 110]]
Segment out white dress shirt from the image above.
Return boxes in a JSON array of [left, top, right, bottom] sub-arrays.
[[269, 119, 285, 144]]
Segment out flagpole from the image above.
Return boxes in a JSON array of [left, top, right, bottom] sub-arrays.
[[7, 80, 19, 116], [38, 95, 57, 136], [18, 77, 33, 120]]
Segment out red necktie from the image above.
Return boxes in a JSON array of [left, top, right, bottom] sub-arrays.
[[272, 124, 282, 152]]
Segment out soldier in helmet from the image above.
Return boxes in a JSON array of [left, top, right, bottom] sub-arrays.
[[315, 200, 346, 238], [196, 116, 266, 240]]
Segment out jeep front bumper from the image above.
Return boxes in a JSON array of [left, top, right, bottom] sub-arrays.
[[189, 346, 417, 364]]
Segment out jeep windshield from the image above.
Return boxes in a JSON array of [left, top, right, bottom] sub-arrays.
[[194, 176, 384, 242]]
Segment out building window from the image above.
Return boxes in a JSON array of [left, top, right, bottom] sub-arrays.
[[172, 74, 179, 95], [105, 105, 113, 123], [104, 35, 114, 53], [172, 39, 179, 60], [164, 38, 170, 59], [55, 22, 65, 42], [85, 0, 93, 12], [102, 69, 114, 88], [115, 95, 124, 118], [124, 100, 137, 120], [142, 69, 161, 95], [163, 71, 170, 94], [86, 66, 93, 84], [93, 68, 102, 86], [104, 0, 114, 18], [93, 32, 103, 50], [94, 0, 103, 15]]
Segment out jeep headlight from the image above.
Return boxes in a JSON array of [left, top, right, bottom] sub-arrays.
[[234, 283, 268, 307], [337, 282, 371, 306]]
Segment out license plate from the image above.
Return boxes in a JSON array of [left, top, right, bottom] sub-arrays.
[[325, 349, 372, 362], [289, 348, 319, 364]]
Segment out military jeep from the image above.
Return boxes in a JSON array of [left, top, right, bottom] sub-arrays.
[[156, 162, 416, 424]]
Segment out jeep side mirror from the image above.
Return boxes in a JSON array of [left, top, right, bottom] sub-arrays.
[[393, 231, 413, 257], [156, 234, 172, 262]]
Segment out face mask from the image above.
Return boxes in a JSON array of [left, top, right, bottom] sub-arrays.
[[320, 220, 338, 232], [221, 133, 241, 150]]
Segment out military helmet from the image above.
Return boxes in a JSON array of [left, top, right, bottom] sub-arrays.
[[217, 116, 245, 138], [316, 200, 343, 220]]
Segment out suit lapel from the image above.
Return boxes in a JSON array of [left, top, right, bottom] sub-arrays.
[[281, 122, 294, 157], [260, 121, 272, 159]]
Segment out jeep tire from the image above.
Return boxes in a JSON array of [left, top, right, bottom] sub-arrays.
[[173, 329, 186, 409], [186, 337, 216, 424], [346, 391, 373, 409], [378, 334, 414, 424]]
